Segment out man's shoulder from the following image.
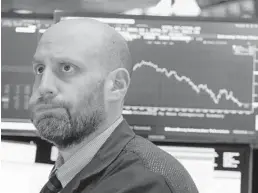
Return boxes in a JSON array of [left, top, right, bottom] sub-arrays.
[[106, 135, 170, 176], [123, 134, 184, 170], [91, 139, 173, 193], [110, 135, 199, 193]]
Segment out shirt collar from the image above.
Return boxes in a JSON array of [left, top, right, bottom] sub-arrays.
[[60, 118, 135, 193], [52, 116, 123, 188]]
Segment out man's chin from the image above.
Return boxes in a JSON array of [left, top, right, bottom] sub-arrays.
[[33, 118, 81, 148], [34, 118, 66, 139]]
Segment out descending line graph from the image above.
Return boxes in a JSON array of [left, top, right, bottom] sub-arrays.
[[130, 60, 252, 113]]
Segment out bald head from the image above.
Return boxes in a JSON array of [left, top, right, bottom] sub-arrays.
[[30, 18, 132, 148], [39, 18, 133, 76]]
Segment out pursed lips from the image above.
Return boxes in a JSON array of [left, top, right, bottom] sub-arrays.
[[33, 104, 64, 112]]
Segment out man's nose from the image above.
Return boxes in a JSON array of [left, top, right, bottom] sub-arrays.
[[38, 70, 58, 99]]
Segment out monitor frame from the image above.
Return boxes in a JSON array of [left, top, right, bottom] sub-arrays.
[[53, 10, 258, 24]]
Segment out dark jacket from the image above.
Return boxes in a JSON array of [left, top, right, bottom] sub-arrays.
[[60, 120, 199, 193]]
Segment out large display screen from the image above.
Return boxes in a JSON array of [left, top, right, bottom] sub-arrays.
[[2, 13, 258, 144], [55, 13, 258, 144]]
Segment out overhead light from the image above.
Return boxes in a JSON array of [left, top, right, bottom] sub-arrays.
[[145, 0, 175, 16], [145, 0, 201, 16], [170, 0, 201, 16], [13, 9, 33, 14]]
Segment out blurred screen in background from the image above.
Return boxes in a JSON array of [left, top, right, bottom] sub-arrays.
[[1, 0, 257, 18]]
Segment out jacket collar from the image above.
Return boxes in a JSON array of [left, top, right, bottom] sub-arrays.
[[61, 119, 135, 193]]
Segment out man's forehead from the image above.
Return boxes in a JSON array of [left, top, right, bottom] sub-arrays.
[[39, 21, 108, 51], [43, 19, 110, 38], [34, 33, 103, 70], [34, 19, 130, 73]]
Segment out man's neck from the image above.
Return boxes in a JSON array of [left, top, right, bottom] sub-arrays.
[[59, 114, 122, 162]]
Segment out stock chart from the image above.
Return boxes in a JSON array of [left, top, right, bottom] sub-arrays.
[[2, 14, 258, 143], [80, 15, 257, 144]]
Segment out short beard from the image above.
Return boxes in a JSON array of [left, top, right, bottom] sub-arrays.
[[35, 108, 105, 149], [31, 82, 106, 149]]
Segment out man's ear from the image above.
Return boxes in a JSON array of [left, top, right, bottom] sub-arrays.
[[106, 68, 130, 101]]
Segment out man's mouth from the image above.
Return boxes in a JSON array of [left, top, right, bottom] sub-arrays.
[[34, 104, 63, 112]]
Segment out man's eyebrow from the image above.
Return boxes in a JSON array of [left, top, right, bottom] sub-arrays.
[[55, 57, 85, 67], [31, 57, 86, 70], [32, 58, 43, 64]]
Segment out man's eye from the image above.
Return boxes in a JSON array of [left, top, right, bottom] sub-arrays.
[[61, 64, 74, 73], [35, 65, 44, 74]]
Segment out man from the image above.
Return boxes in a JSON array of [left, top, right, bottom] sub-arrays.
[[29, 18, 198, 193]]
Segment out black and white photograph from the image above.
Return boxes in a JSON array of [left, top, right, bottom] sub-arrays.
[[1, 0, 258, 193]]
